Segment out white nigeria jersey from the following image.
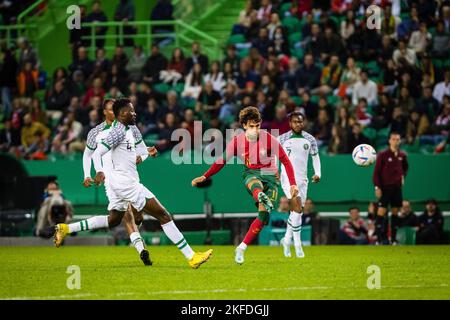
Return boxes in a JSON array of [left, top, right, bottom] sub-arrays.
[[87, 120, 144, 184], [278, 130, 319, 182]]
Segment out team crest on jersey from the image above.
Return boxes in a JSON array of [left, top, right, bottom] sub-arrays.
[[303, 144, 309, 150]]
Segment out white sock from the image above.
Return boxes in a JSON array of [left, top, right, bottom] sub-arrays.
[[238, 242, 247, 251], [130, 231, 145, 254], [284, 215, 293, 245], [290, 211, 303, 248], [68, 216, 109, 233], [161, 220, 194, 260]]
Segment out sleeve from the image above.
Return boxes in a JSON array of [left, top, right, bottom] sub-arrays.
[[309, 136, 321, 177], [131, 125, 149, 162], [274, 137, 296, 186], [82, 147, 94, 178], [86, 128, 98, 151], [92, 143, 110, 173], [203, 137, 237, 179], [402, 153, 409, 177], [92, 127, 125, 172], [373, 153, 383, 188]]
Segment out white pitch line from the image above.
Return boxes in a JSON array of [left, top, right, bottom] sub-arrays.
[[2, 284, 448, 300]]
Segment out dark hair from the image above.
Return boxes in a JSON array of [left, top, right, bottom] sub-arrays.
[[102, 98, 115, 110], [239, 106, 262, 126], [389, 131, 401, 138], [112, 98, 131, 117], [349, 207, 360, 212], [426, 198, 437, 205], [288, 111, 305, 120]]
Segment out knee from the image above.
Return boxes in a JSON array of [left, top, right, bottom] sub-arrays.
[[157, 210, 172, 224], [134, 213, 144, 226], [108, 215, 122, 228]]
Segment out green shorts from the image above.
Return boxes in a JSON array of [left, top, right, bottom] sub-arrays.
[[242, 168, 279, 204]]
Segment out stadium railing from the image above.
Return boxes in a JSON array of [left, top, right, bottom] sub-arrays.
[[81, 20, 221, 60], [0, 24, 38, 48]]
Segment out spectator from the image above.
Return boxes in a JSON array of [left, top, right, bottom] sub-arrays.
[[252, 27, 272, 58], [312, 109, 332, 147], [432, 71, 450, 104], [302, 198, 318, 225], [433, 100, 450, 137], [69, 46, 93, 79], [126, 45, 146, 83], [236, 58, 259, 90], [16, 62, 38, 97], [196, 82, 222, 124], [299, 91, 318, 123], [222, 45, 240, 74], [83, 77, 105, 107], [0, 120, 13, 153], [51, 112, 83, 154], [185, 42, 209, 74], [281, 57, 299, 95], [318, 54, 342, 95], [160, 47, 185, 85], [0, 43, 19, 119], [397, 7, 420, 40], [272, 26, 289, 55], [393, 40, 417, 66], [328, 125, 347, 154], [268, 104, 290, 134], [432, 20, 449, 59], [416, 199, 444, 244], [417, 86, 440, 122], [233, 0, 255, 35], [46, 80, 71, 121], [406, 110, 430, 145], [296, 54, 321, 96], [352, 70, 378, 107], [340, 9, 356, 41], [340, 207, 369, 245], [380, 5, 400, 40], [277, 196, 290, 213], [398, 200, 418, 228], [150, 0, 174, 36], [142, 44, 167, 84], [114, 0, 136, 46], [86, 0, 108, 49], [20, 113, 50, 159], [159, 90, 181, 124], [267, 13, 281, 40], [204, 61, 226, 93], [157, 112, 178, 152], [408, 21, 431, 55], [17, 37, 39, 69], [182, 63, 203, 100], [35, 181, 73, 238], [337, 56, 360, 97], [30, 98, 48, 126], [348, 123, 370, 151], [256, 0, 273, 24], [140, 98, 159, 136]]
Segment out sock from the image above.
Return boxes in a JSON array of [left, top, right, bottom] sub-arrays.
[[243, 218, 264, 246], [391, 214, 399, 242], [290, 211, 303, 248], [130, 231, 145, 254], [161, 220, 194, 260], [284, 216, 293, 245], [237, 242, 247, 251], [375, 215, 385, 243], [249, 182, 263, 203], [68, 216, 109, 233], [258, 210, 269, 224]]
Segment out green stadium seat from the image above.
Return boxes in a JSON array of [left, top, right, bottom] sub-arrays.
[[288, 32, 302, 46], [362, 127, 377, 142], [444, 59, 450, 68], [154, 83, 171, 94], [280, 2, 292, 17], [396, 226, 416, 245], [227, 34, 247, 45], [432, 59, 443, 69], [282, 16, 301, 33], [327, 94, 341, 107], [291, 95, 302, 106], [291, 46, 304, 60], [173, 83, 185, 96], [237, 47, 249, 58], [310, 94, 320, 104]]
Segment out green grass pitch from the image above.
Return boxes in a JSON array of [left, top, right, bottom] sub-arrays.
[[1, 245, 449, 300]]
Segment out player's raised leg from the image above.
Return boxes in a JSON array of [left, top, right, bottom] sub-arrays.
[[54, 211, 125, 247], [141, 196, 212, 269], [123, 205, 151, 266]]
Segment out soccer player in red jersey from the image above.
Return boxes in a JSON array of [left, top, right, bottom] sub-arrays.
[[192, 106, 298, 264]]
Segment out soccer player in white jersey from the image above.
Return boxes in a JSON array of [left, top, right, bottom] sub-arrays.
[[82, 99, 156, 266], [278, 111, 321, 258], [54, 98, 212, 269]]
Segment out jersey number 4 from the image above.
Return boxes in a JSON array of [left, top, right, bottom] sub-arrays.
[[126, 141, 132, 151]]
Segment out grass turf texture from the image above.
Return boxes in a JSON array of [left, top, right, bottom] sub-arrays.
[[1, 245, 449, 300]]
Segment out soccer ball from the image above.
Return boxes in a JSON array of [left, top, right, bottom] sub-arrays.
[[352, 144, 377, 167]]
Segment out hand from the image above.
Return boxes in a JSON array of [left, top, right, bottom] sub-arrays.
[[312, 175, 320, 183], [148, 146, 158, 157], [136, 155, 142, 164], [83, 177, 94, 188], [375, 188, 382, 199], [94, 172, 105, 186], [192, 175, 206, 187], [290, 185, 299, 198]]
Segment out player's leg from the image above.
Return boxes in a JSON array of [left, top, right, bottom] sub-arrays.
[[290, 194, 305, 258], [54, 210, 125, 247], [375, 188, 390, 244], [123, 205, 151, 266], [280, 179, 293, 257], [138, 189, 212, 269], [389, 187, 402, 244], [235, 177, 274, 264]]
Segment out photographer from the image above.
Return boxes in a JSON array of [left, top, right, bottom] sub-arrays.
[[35, 181, 73, 238]]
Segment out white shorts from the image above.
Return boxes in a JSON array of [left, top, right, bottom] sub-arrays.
[[106, 181, 155, 212], [281, 177, 308, 207]]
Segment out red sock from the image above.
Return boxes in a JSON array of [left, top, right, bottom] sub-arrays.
[[251, 188, 263, 202], [243, 218, 264, 245]]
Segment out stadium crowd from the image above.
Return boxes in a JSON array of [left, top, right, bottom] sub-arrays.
[[0, 0, 450, 160]]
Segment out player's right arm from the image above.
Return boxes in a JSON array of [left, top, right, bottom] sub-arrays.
[[82, 128, 98, 187], [92, 126, 126, 185], [191, 136, 237, 186]]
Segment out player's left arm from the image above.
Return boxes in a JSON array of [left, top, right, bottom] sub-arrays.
[[273, 135, 298, 197], [131, 125, 157, 164], [310, 136, 321, 183]]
